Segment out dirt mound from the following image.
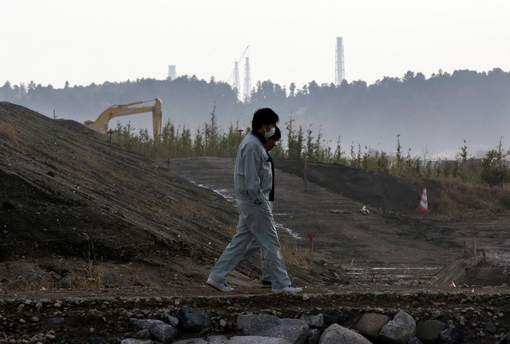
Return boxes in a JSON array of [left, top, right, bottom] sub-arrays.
[[276, 160, 420, 212], [276, 159, 510, 216], [0, 102, 247, 291], [435, 255, 510, 288]]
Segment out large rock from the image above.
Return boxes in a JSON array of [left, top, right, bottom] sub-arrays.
[[416, 320, 446, 344], [228, 337, 293, 344], [356, 313, 391, 339], [408, 337, 423, 344], [166, 314, 179, 327], [257, 319, 309, 344], [300, 314, 324, 328], [500, 335, 510, 344], [308, 329, 322, 344], [173, 337, 291, 344], [207, 336, 230, 344], [88, 337, 109, 344], [438, 327, 464, 344], [149, 322, 178, 343], [379, 311, 416, 344], [172, 339, 209, 344], [120, 340, 154, 344], [238, 315, 309, 344], [129, 318, 166, 330], [238, 314, 282, 334], [178, 306, 210, 332], [319, 324, 372, 344]]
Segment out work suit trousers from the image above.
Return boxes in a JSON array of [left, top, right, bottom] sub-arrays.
[[208, 199, 291, 290], [243, 201, 274, 282]]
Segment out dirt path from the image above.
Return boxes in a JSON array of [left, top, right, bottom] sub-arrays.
[[166, 157, 462, 283]]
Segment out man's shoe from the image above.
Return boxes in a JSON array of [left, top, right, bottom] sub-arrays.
[[206, 278, 234, 292], [271, 285, 303, 294]]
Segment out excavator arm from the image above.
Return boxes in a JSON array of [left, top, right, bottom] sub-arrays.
[[85, 98, 163, 138]]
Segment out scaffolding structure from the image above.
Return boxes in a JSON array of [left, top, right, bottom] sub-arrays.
[[335, 37, 345, 85]]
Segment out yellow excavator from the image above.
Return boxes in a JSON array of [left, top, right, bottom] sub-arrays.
[[84, 98, 163, 138]]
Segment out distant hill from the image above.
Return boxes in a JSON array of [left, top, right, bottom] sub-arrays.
[[1, 68, 509, 155]]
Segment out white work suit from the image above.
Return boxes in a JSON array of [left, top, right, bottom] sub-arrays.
[[208, 132, 291, 289]]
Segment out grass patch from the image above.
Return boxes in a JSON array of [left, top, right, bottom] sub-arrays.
[[280, 238, 313, 271]]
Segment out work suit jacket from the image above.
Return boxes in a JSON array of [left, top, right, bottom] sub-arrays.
[[233, 132, 273, 207]]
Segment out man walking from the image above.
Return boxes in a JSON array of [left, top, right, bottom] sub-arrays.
[[244, 126, 281, 287], [206, 108, 302, 294]]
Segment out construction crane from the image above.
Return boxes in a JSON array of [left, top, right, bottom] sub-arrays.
[[227, 45, 250, 87], [84, 98, 163, 138]]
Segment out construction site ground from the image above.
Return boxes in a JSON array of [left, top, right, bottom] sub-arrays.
[[2, 102, 510, 343], [168, 157, 510, 289]]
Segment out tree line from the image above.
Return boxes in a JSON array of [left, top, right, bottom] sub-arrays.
[[1, 68, 510, 154], [109, 110, 509, 187]]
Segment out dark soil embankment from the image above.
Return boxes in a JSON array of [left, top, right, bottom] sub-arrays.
[[277, 159, 510, 217], [0, 102, 248, 291]]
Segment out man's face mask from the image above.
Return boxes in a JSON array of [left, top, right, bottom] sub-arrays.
[[264, 126, 276, 139]]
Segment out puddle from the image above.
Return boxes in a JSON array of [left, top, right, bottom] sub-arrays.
[[346, 266, 441, 272], [276, 223, 302, 239]]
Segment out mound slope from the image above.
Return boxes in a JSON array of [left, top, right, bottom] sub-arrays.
[[0, 102, 239, 290]]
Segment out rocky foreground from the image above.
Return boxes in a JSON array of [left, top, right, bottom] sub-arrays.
[[2, 290, 510, 344]]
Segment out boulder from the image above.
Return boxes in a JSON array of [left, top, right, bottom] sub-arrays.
[[129, 318, 165, 331], [379, 311, 416, 344], [207, 336, 230, 344], [88, 337, 108, 344], [173, 337, 291, 344], [308, 329, 322, 344], [499, 335, 510, 344], [438, 327, 464, 344], [228, 337, 293, 344], [134, 329, 151, 339], [238, 314, 282, 334], [149, 322, 178, 343], [416, 320, 446, 344], [172, 339, 209, 344], [485, 321, 497, 334], [300, 314, 324, 328], [407, 337, 423, 344], [166, 314, 179, 327], [238, 315, 309, 344], [120, 339, 154, 344], [319, 324, 372, 344], [257, 319, 309, 344], [356, 313, 390, 339], [178, 306, 210, 332]]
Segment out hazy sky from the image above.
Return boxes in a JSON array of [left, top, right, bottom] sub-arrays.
[[2, 0, 509, 89]]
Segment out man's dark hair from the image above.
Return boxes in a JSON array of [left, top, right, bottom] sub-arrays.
[[252, 108, 279, 130], [270, 126, 281, 141]]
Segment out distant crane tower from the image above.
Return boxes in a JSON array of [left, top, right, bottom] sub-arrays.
[[243, 56, 251, 102], [233, 62, 240, 93], [229, 45, 250, 99], [335, 37, 345, 85], [168, 65, 177, 80]]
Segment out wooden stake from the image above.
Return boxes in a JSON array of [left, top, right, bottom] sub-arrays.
[[303, 157, 308, 192]]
